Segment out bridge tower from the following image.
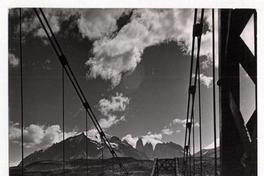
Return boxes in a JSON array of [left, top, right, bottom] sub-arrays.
[[219, 9, 257, 176]]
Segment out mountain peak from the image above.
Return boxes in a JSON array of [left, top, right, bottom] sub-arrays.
[[136, 138, 144, 152], [21, 134, 149, 166]]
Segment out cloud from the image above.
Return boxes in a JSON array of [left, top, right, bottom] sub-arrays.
[[192, 73, 213, 88], [173, 118, 186, 125], [17, 9, 62, 40], [85, 9, 198, 87], [161, 128, 174, 135], [98, 92, 130, 115], [86, 128, 101, 143], [84, 9, 216, 87], [98, 93, 130, 129], [122, 134, 139, 148], [172, 118, 199, 128], [142, 132, 163, 148], [200, 73, 213, 88], [204, 138, 220, 149], [99, 115, 125, 129], [97, 92, 130, 129], [9, 53, 19, 67], [9, 122, 78, 150], [13, 9, 216, 87], [77, 9, 128, 40]]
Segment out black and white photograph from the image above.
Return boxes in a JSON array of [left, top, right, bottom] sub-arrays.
[[2, 3, 260, 176]]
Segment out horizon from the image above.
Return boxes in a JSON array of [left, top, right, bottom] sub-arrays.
[[10, 131, 218, 167]]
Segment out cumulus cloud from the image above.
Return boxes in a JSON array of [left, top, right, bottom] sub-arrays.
[[99, 115, 125, 129], [173, 118, 187, 128], [97, 92, 130, 129], [98, 92, 130, 115], [173, 118, 187, 125], [16, 9, 128, 42], [200, 73, 213, 88], [18, 9, 66, 39], [9, 53, 19, 67], [192, 73, 213, 88], [13, 9, 216, 87], [77, 9, 128, 40], [84, 9, 217, 87], [161, 128, 174, 135], [9, 122, 78, 150], [85, 9, 195, 87], [173, 118, 199, 128]]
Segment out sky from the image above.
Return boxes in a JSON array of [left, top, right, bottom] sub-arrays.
[[8, 8, 255, 166]]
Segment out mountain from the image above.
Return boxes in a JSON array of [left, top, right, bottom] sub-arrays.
[[135, 138, 144, 153], [194, 147, 220, 158], [153, 142, 184, 159], [135, 139, 184, 160], [22, 133, 148, 166], [144, 142, 154, 159], [103, 136, 148, 160]]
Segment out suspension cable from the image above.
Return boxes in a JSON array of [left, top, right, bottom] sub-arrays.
[[183, 9, 204, 176], [101, 141, 104, 176], [192, 106, 195, 175], [198, 52, 203, 176], [62, 67, 65, 176], [212, 9, 217, 176], [85, 110, 88, 175], [195, 10, 204, 175], [33, 8, 128, 175], [183, 9, 197, 176], [19, 8, 24, 176], [183, 9, 197, 160]]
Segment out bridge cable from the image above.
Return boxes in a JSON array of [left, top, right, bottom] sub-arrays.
[[19, 8, 24, 176], [198, 50, 203, 176], [183, 9, 204, 176], [191, 9, 204, 176], [33, 8, 128, 175], [192, 106, 195, 175], [212, 9, 217, 176], [85, 110, 88, 175], [183, 8, 197, 158], [62, 65, 65, 175], [183, 9, 197, 176], [183, 10, 197, 175], [101, 143, 104, 175]]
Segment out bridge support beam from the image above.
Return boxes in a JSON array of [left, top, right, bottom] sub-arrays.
[[219, 9, 257, 176]]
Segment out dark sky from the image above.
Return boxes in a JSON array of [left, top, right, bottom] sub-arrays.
[[8, 8, 255, 166]]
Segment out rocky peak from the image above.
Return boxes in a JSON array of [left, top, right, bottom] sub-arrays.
[[136, 138, 144, 153], [154, 142, 183, 159], [144, 142, 154, 159]]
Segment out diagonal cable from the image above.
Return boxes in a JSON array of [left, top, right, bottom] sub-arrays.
[[33, 8, 128, 176]]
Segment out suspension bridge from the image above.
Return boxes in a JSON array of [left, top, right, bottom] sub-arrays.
[[15, 8, 257, 176]]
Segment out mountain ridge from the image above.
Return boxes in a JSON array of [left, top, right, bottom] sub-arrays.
[[21, 133, 185, 166]]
